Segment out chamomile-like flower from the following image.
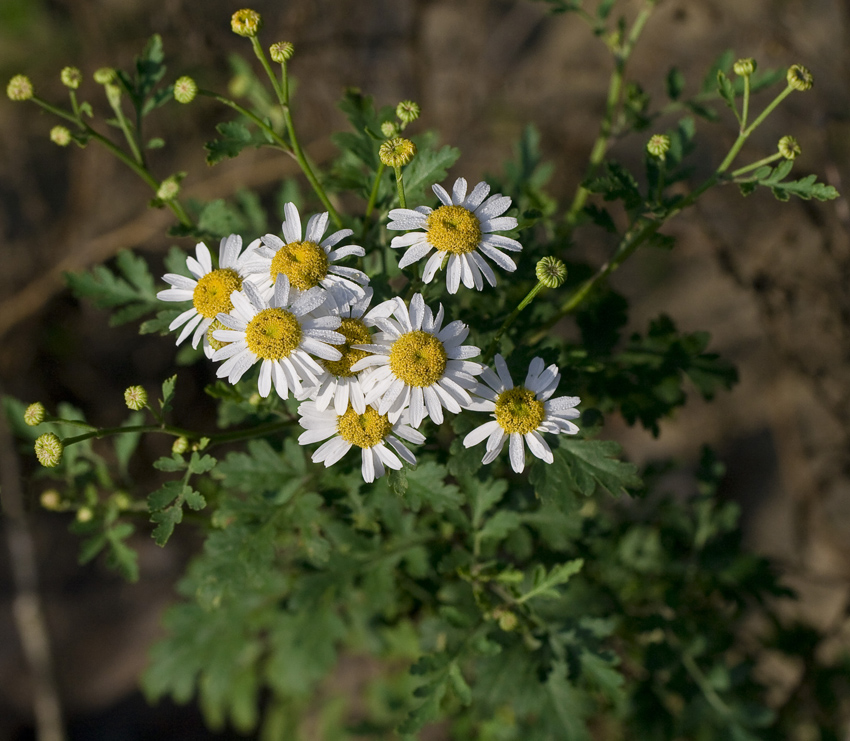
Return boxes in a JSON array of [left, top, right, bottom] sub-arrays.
[[387, 177, 521, 294], [157, 234, 259, 357], [464, 354, 580, 473], [350, 293, 482, 428], [247, 202, 368, 303], [211, 275, 344, 399], [297, 401, 424, 483]]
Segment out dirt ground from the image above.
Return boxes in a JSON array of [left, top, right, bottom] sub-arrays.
[[1, 0, 849, 737]]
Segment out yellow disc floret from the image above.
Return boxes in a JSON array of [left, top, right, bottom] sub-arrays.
[[245, 308, 302, 359], [425, 205, 482, 255], [494, 386, 545, 434], [192, 268, 242, 318], [389, 330, 447, 387], [269, 241, 329, 291], [206, 318, 230, 352], [321, 318, 371, 377], [337, 406, 392, 449]]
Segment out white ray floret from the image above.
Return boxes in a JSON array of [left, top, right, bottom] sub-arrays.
[[387, 177, 521, 294], [297, 401, 425, 484], [463, 354, 580, 473]]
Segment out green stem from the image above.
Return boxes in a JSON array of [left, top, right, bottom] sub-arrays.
[[107, 91, 144, 166], [365, 162, 387, 218], [31, 96, 79, 125], [197, 89, 292, 153], [730, 152, 783, 178], [393, 165, 407, 208], [741, 75, 751, 131], [484, 280, 547, 361]]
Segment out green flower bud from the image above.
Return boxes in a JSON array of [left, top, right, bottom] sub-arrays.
[[231, 9, 262, 38], [156, 176, 181, 201], [778, 135, 801, 161], [378, 137, 416, 167], [173, 76, 197, 104], [124, 385, 147, 411], [497, 609, 518, 632], [40, 490, 62, 510], [35, 433, 63, 468], [105, 83, 122, 108], [733, 58, 756, 77], [24, 402, 46, 426], [7, 74, 33, 101], [380, 121, 399, 138], [61, 66, 82, 89], [787, 64, 813, 92], [535, 257, 567, 288], [93, 67, 115, 85], [112, 492, 132, 510], [395, 100, 420, 124], [76, 506, 93, 523], [50, 126, 71, 147], [647, 133, 671, 159], [172, 436, 189, 455], [269, 41, 294, 63]]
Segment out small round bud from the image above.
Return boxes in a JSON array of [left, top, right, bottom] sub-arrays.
[[24, 402, 46, 427], [34, 433, 63, 468], [124, 385, 147, 411], [379, 137, 417, 167], [778, 135, 801, 161], [61, 66, 82, 89], [269, 41, 294, 63], [380, 121, 399, 138], [787, 64, 813, 92], [173, 76, 197, 104], [647, 133, 671, 159], [156, 176, 181, 202], [112, 492, 132, 510], [40, 490, 62, 510], [7, 74, 33, 101], [395, 100, 420, 124], [172, 436, 189, 455], [733, 58, 756, 77], [105, 83, 122, 108], [492, 607, 518, 631], [76, 506, 93, 523], [93, 67, 115, 85], [535, 257, 567, 289], [50, 126, 72, 147], [231, 9, 262, 38]]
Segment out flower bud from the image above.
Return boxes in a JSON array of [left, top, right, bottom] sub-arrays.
[[105, 83, 122, 108], [647, 133, 671, 159], [124, 385, 147, 411], [378, 137, 416, 167], [395, 100, 420, 124], [733, 58, 756, 77], [61, 66, 82, 89], [93, 67, 115, 85], [40, 490, 62, 510], [172, 436, 189, 455], [76, 506, 93, 523], [35, 433, 63, 468], [269, 41, 294, 63], [112, 492, 132, 510], [156, 176, 181, 202], [24, 402, 46, 426], [7, 74, 33, 101], [50, 126, 72, 147], [535, 257, 567, 288], [786, 64, 813, 92], [380, 121, 399, 138], [173, 76, 197, 104], [493, 607, 518, 631], [778, 135, 801, 161], [231, 9, 262, 37]]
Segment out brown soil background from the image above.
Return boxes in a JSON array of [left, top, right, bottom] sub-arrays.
[[1, 0, 849, 737]]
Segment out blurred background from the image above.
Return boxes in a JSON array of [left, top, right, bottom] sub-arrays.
[[1, 0, 849, 737]]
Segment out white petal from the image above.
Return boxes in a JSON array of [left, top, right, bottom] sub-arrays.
[[451, 177, 467, 204], [220, 233, 241, 267], [462, 181, 490, 211], [525, 431, 553, 463], [175, 313, 204, 345], [305, 212, 329, 243], [361, 447, 376, 482], [480, 216, 518, 232], [474, 194, 512, 219], [314, 436, 351, 466], [409, 293, 425, 330], [422, 252, 444, 284], [446, 254, 462, 294], [282, 202, 302, 243], [464, 420, 502, 448], [398, 240, 434, 269], [409, 386, 424, 425], [422, 386, 442, 424], [481, 233, 522, 252], [169, 307, 198, 331], [321, 228, 354, 249], [478, 243, 517, 272], [391, 231, 429, 249], [161, 274, 196, 290], [432, 183, 453, 206], [195, 242, 213, 273], [470, 251, 498, 287], [494, 354, 514, 390], [258, 360, 273, 397], [509, 433, 525, 473]]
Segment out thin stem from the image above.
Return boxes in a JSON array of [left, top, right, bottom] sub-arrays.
[[197, 89, 292, 153], [393, 165, 407, 208], [365, 162, 387, 218], [741, 75, 751, 131], [107, 91, 144, 166], [484, 280, 546, 361], [31, 96, 79, 125], [730, 152, 783, 178], [251, 36, 285, 103]]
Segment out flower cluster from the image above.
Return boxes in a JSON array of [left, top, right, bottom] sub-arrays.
[[158, 181, 579, 482]]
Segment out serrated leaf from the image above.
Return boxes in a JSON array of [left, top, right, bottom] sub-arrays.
[[518, 559, 583, 603], [151, 506, 183, 546], [153, 454, 186, 472], [478, 511, 522, 543], [716, 70, 736, 111], [197, 199, 247, 239], [184, 489, 207, 511], [161, 374, 177, 411], [403, 461, 463, 512], [216, 439, 303, 496], [468, 476, 508, 529], [205, 121, 257, 165], [148, 480, 185, 510], [188, 452, 217, 475], [403, 139, 461, 204]]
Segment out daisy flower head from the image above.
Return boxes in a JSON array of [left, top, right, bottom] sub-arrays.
[[298, 401, 425, 484], [350, 293, 483, 428], [157, 234, 259, 357], [387, 177, 521, 294], [248, 202, 368, 304], [464, 354, 580, 474], [211, 275, 344, 400]]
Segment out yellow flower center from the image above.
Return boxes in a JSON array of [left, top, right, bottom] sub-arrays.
[[245, 308, 302, 360], [337, 406, 393, 449], [269, 240, 329, 291], [192, 268, 242, 319], [425, 205, 482, 255], [388, 330, 447, 387], [321, 317, 371, 377], [205, 318, 230, 352], [494, 386, 545, 435]]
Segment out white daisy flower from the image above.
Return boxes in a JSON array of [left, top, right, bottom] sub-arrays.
[[297, 401, 425, 484], [211, 275, 344, 399], [247, 202, 369, 303], [463, 354, 580, 474], [157, 234, 259, 357], [387, 177, 521, 294], [350, 293, 483, 428]]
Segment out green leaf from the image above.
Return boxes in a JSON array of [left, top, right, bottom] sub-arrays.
[[153, 454, 186, 473], [216, 439, 304, 497], [197, 199, 247, 239], [187, 452, 217, 475], [402, 461, 463, 512], [478, 510, 523, 543], [448, 662, 472, 706], [148, 480, 185, 510], [701, 49, 734, 94], [184, 488, 207, 511], [403, 136, 461, 204], [467, 476, 508, 529], [666, 67, 686, 101], [518, 558, 583, 603], [146, 137, 165, 149], [716, 70, 736, 111], [160, 374, 177, 412], [205, 121, 260, 165], [151, 506, 183, 546]]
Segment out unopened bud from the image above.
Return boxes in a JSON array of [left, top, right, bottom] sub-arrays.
[[378, 137, 416, 167], [124, 385, 147, 411], [395, 100, 420, 124], [24, 402, 46, 426], [156, 176, 181, 201], [733, 58, 756, 77], [647, 133, 671, 159], [93, 67, 115, 85], [7, 74, 33, 101], [380, 121, 399, 138], [112, 492, 132, 510], [269, 41, 294, 63], [105, 84, 123, 110], [536, 257, 567, 288], [35, 433, 63, 468], [778, 135, 801, 160], [493, 607, 518, 631], [231, 9, 262, 37], [173, 76, 197, 104], [40, 490, 62, 510], [76, 506, 93, 523], [787, 64, 813, 92], [50, 126, 71, 147], [61, 66, 82, 89], [172, 436, 189, 455]]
